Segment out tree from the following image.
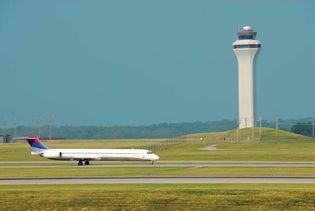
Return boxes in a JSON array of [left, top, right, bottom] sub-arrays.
[[291, 122, 313, 137]]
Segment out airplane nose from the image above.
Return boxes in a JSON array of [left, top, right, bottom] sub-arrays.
[[153, 154, 159, 160]]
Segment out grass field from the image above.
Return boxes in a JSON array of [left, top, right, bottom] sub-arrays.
[[1, 128, 314, 162], [1, 129, 315, 210], [2, 167, 315, 177], [0, 128, 314, 178], [1, 184, 315, 210]]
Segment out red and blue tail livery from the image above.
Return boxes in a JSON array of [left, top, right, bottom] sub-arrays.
[[26, 136, 48, 153]]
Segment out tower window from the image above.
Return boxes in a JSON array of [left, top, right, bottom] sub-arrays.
[[239, 35, 255, 40], [233, 44, 261, 49]]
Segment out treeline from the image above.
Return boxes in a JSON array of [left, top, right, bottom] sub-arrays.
[[7, 120, 236, 139], [3, 118, 315, 139], [291, 122, 315, 137]]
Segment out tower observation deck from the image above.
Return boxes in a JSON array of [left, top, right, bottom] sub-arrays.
[[233, 26, 261, 129]]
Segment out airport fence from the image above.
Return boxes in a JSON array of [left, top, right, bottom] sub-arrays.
[[145, 118, 315, 151], [223, 118, 314, 142], [0, 117, 314, 143]]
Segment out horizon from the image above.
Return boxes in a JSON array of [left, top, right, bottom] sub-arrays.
[[1, 117, 315, 128]]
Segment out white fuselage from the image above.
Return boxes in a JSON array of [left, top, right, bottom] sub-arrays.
[[35, 149, 159, 162]]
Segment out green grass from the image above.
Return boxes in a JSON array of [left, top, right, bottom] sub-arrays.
[[1, 128, 314, 162], [151, 128, 315, 161], [1, 128, 315, 177], [1, 129, 315, 210], [1, 184, 315, 210], [1, 167, 315, 177], [5, 139, 315, 161]]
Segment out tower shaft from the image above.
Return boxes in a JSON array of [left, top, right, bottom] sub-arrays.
[[235, 49, 258, 128], [233, 26, 261, 129]]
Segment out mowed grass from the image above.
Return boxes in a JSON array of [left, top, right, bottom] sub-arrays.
[[1, 184, 315, 210], [0, 128, 315, 177], [1, 130, 315, 210], [154, 128, 315, 161], [2, 167, 315, 177], [1, 128, 315, 162]]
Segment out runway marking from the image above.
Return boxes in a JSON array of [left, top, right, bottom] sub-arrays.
[[199, 144, 220, 151]]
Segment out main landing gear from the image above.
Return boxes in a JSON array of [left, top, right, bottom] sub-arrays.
[[78, 160, 90, 166]]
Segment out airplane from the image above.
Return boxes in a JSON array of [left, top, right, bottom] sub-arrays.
[[25, 136, 159, 166]]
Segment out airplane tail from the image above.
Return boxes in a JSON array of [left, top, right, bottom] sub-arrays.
[[26, 136, 48, 154]]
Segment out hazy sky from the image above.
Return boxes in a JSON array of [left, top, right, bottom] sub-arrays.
[[1, 0, 315, 126]]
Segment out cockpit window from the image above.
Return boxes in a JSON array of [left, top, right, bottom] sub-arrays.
[[147, 151, 153, 154]]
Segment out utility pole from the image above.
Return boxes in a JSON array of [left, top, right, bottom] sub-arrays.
[[49, 119, 52, 140], [49, 116, 54, 140], [13, 117, 17, 137], [37, 117, 41, 138], [252, 117, 255, 141], [276, 118, 279, 136], [259, 116, 262, 141], [1, 120, 4, 134], [236, 118, 240, 142], [312, 119, 315, 137], [2, 119, 7, 134]]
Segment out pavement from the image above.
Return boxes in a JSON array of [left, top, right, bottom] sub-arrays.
[[2, 161, 315, 168], [1, 161, 315, 185], [2, 176, 315, 185]]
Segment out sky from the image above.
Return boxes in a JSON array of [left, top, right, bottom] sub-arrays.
[[0, 0, 315, 126]]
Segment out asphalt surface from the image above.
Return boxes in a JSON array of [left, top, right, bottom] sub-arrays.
[[2, 161, 315, 168], [2, 176, 315, 185], [1, 161, 315, 184], [3, 164, 315, 168]]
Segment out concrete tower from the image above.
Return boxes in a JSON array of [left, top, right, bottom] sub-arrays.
[[233, 26, 261, 128]]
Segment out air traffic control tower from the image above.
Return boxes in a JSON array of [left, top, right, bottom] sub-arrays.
[[233, 26, 261, 128]]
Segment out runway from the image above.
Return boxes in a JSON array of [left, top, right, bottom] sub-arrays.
[[2, 176, 315, 185], [1, 161, 315, 185], [2, 161, 315, 168]]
